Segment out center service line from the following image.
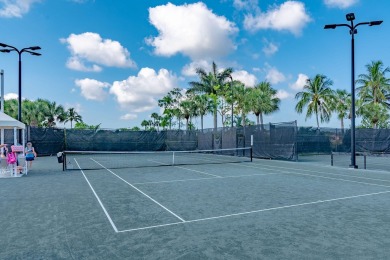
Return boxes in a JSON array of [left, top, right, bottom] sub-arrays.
[[91, 158, 186, 223]]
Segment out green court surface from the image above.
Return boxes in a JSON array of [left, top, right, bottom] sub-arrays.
[[1, 155, 390, 259]]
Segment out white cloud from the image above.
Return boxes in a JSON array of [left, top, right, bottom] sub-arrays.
[[147, 2, 238, 60], [4, 92, 18, 100], [231, 70, 257, 87], [61, 32, 136, 72], [324, 0, 358, 9], [290, 73, 308, 90], [120, 113, 138, 120], [262, 40, 278, 56], [265, 66, 286, 84], [75, 78, 110, 101], [244, 1, 311, 36], [0, 0, 40, 18], [233, 0, 260, 12], [109, 68, 179, 113], [276, 90, 292, 100], [181, 60, 211, 76]]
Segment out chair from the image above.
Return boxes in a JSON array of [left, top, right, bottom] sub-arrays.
[[0, 159, 12, 177], [18, 156, 28, 176]]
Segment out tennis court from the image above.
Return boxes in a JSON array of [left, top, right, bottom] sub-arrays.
[[1, 153, 390, 259]]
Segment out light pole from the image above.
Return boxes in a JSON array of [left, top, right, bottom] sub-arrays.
[[228, 75, 234, 128], [324, 13, 382, 169], [0, 43, 41, 143]]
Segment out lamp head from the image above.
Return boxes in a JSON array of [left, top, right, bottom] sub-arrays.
[[0, 49, 11, 53], [28, 46, 41, 51], [0, 43, 8, 48], [346, 13, 355, 21], [324, 24, 337, 29], [369, 20, 383, 26]]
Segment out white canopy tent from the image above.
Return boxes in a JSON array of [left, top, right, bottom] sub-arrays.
[[0, 111, 26, 147]]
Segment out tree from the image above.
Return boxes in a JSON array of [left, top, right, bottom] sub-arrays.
[[179, 100, 195, 130], [249, 81, 280, 127], [193, 94, 211, 132], [158, 88, 183, 129], [332, 89, 351, 132], [232, 82, 251, 127], [40, 99, 65, 127], [295, 74, 335, 129], [64, 108, 82, 128], [188, 61, 233, 130], [141, 120, 149, 130], [356, 60, 390, 128]]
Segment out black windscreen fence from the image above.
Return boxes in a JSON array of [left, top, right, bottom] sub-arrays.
[[25, 123, 390, 159]]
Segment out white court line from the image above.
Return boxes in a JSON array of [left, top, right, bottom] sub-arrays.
[[190, 154, 390, 188], [133, 172, 281, 185], [91, 158, 186, 222], [247, 161, 390, 187], [149, 159, 221, 178], [74, 159, 119, 233], [118, 189, 390, 232]]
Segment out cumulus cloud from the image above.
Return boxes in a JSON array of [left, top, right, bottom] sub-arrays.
[[244, 1, 311, 36], [181, 60, 211, 76], [265, 66, 286, 85], [61, 32, 136, 72], [233, 0, 260, 12], [110, 68, 179, 113], [324, 0, 358, 8], [276, 89, 292, 100], [231, 70, 257, 87], [290, 73, 308, 90], [64, 103, 83, 113], [74, 78, 110, 101], [262, 40, 278, 56], [0, 0, 40, 18], [147, 2, 238, 60], [120, 113, 138, 120], [4, 92, 18, 100]]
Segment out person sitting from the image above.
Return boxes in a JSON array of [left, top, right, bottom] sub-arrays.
[[25, 141, 37, 168]]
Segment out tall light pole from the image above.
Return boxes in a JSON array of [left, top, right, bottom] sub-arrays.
[[324, 13, 382, 169], [0, 43, 41, 143]]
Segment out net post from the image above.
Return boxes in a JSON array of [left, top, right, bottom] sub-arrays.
[[331, 153, 333, 166], [250, 135, 253, 162], [172, 151, 175, 166], [364, 154, 366, 169], [63, 152, 66, 171]]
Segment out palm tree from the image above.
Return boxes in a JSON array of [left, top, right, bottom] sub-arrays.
[[232, 82, 251, 127], [193, 94, 212, 132], [332, 89, 351, 132], [151, 112, 160, 130], [356, 60, 390, 107], [40, 100, 65, 127], [188, 61, 233, 130], [141, 120, 149, 130], [22, 99, 46, 126], [64, 108, 82, 128], [4, 99, 18, 119], [249, 81, 280, 127], [356, 60, 390, 128], [295, 74, 335, 129], [179, 100, 195, 130]]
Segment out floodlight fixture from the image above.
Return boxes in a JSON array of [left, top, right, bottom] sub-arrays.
[[369, 20, 383, 26], [346, 13, 355, 21], [324, 24, 337, 29]]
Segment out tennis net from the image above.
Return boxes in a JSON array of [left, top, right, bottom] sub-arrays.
[[63, 147, 252, 170]]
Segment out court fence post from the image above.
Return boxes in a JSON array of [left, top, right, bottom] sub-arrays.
[[331, 153, 333, 166]]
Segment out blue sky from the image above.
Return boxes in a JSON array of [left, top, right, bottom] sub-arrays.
[[0, 0, 388, 129]]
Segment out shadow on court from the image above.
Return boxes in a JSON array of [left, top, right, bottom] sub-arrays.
[[1, 156, 390, 259]]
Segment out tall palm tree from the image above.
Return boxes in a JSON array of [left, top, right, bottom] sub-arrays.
[[151, 112, 159, 130], [64, 108, 82, 128], [295, 74, 335, 129], [249, 81, 280, 127], [179, 100, 196, 130], [332, 89, 351, 132], [356, 60, 390, 128], [193, 94, 212, 132], [232, 82, 251, 127], [356, 60, 390, 107], [22, 99, 46, 126], [188, 61, 233, 130], [141, 120, 149, 130], [40, 99, 65, 127]]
